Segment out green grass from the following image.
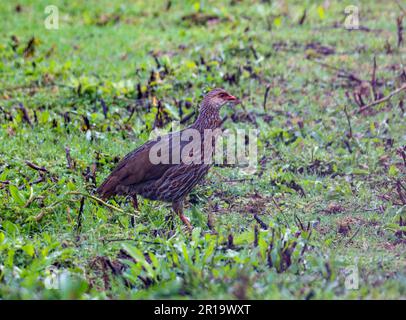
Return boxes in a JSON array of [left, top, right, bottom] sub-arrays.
[[0, 0, 405, 299]]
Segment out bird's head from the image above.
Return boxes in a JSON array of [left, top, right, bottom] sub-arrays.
[[201, 88, 240, 110]]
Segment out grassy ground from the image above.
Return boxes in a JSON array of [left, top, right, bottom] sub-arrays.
[[0, 0, 405, 299]]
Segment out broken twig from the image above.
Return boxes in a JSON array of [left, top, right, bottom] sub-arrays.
[[355, 84, 406, 114], [25, 160, 48, 173], [254, 214, 268, 230], [66, 191, 124, 213], [263, 85, 271, 110], [65, 147, 74, 169], [76, 197, 85, 234], [309, 59, 363, 83]]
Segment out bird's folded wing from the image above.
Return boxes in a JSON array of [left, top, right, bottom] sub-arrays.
[[97, 131, 190, 198]]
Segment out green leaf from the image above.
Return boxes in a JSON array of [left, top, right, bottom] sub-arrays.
[[22, 244, 35, 257], [185, 60, 197, 69], [0, 232, 5, 244], [273, 17, 282, 28], [317, 6, 325, 19], [258, 237, 267, 260], [9, 185, 25, 206], [122, 244, 155, 279], [193, 2, 200, 12], [164, 103, 180, 120], [149, 252, 159, 270], [203, 241, 216, 263], [191, 227, 201, 246], [181, 242, 190, 264], [67, 181, 76, 191], [388, 165, 398, 177]]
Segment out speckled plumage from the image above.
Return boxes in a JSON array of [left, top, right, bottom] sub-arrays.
[[97, 88, 239, 229]]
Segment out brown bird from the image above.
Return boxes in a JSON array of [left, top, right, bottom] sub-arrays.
[[97, 88, 240, 230]]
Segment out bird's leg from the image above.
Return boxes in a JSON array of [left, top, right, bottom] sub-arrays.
[[130, 195, 139, 228], [131, 195, 139, 210], [172, 200, 193, 231]]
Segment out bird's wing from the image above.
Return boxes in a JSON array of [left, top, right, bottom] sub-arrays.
[[97, 131, 190, 198]]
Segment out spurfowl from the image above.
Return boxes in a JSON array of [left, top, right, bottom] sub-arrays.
[[97, 88, 240, 230]]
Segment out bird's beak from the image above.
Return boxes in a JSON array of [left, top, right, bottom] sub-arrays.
[[227, 95, 241, 105]]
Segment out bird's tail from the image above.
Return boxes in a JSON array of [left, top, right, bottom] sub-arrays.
[[96, 175, 119, 199]]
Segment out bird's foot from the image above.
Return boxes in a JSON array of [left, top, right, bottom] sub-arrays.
[[131, 196, 139, 211], [179, 214, 193, 232]]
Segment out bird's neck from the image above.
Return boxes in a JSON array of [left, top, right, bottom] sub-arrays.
[[193, 103, 221, 131]]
